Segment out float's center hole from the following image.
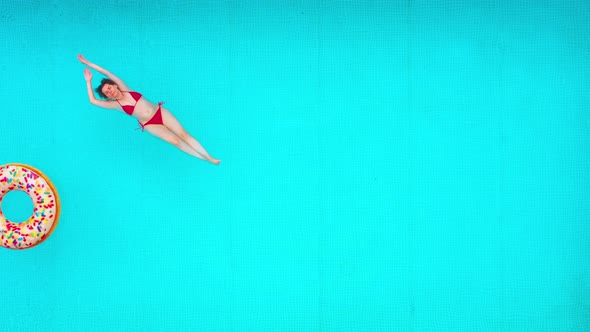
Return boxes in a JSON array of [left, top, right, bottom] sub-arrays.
[[1, 190, 34, 223]]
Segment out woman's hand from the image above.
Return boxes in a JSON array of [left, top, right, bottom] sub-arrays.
[[78, 54, 90, 65], [83, 67, 93, 81]]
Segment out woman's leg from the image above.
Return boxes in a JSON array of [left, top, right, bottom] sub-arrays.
[[144, 125, 211, 162], [159, 108, 221, 164]]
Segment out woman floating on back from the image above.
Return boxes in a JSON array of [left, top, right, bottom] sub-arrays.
[[78, 54, 221, 165]]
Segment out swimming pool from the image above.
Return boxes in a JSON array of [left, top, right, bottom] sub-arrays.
[[1, 0, 589, 330]]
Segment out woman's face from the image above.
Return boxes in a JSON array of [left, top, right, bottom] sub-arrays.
[[101, 84, 120, 99]]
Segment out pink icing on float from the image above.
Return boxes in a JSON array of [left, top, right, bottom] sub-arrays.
[[0, 164, 60, 250]]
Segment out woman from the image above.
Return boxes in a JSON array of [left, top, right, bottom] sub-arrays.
[[78, 54, 221, 165]]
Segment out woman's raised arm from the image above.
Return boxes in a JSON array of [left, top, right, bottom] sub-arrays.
[[78, 54, 130, 91], [82, 67, 119, 110]]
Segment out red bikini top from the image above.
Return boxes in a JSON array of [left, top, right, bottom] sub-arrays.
[[117, 91, 142, 115]]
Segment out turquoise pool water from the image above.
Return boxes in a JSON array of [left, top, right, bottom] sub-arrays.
[[1, 1, 589, 331]]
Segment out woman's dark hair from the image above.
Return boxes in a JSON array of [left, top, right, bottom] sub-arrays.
[[95, 78, 116, 99]]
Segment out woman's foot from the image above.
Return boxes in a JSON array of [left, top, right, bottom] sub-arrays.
[[210, 158, 221, 165]]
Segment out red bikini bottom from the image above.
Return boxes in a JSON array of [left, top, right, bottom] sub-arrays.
[[137, 102, 164, 131]]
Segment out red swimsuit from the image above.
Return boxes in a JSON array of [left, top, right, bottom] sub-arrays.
[[117, 91, 164, 131]]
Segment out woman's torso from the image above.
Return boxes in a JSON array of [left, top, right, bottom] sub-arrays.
[[117, 91, 158, 121]]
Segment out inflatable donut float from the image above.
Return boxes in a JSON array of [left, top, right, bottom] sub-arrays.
[[0, 164, 60, 249]]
